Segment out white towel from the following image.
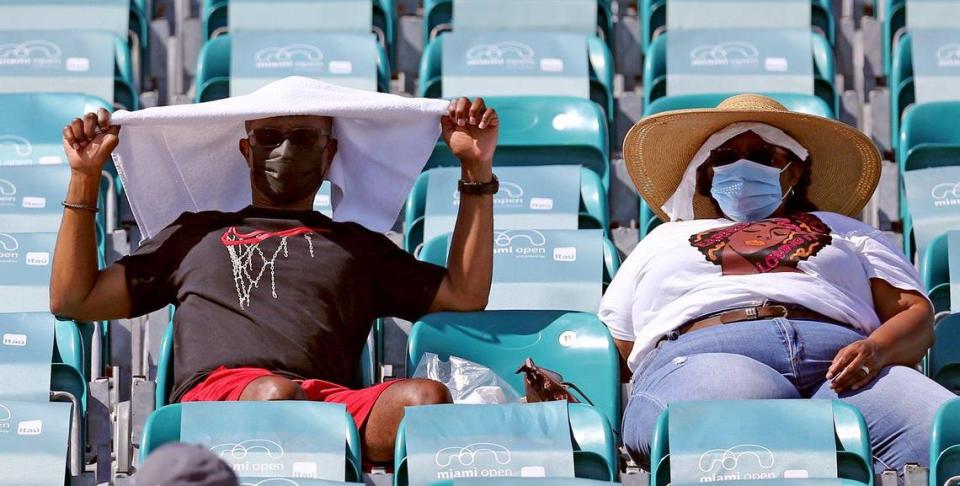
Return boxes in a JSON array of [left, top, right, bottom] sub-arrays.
[[110, 76, 450, 239]]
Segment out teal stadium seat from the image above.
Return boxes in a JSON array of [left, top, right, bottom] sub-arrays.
[[649, 400, 873, 486], [420, 96, 610, 189], [393, 402, 618, 485], [404, 165, 609, 252], [930, 398, 960, 485], [883, 0, 906, 78], [898, 100, 960, 259], [418, 34, 615, 123], [928, 314, 960, 393], [643, 32, 838, 115], [421, 229, 617, 313], [154, 320, 378, 408], [195, 33, 392, 102], [422, 0, 615, 50], [0, 312, 89, 483], [406, 310, 621, 429], [921, 232, 951, 314], [890, 32, 914, 158], [639, 0, 835, 52], [141, 401, 364, 484], [201, 0, 396, 64]]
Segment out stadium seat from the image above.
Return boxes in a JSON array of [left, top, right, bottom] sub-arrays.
[[0, 311, 89, 483], [889, 32, 914, 158], [0, 30, 137, 110], [195, 32, 391, 102], [154, 320, 378, 408], [643, 32, 837, 114], [141, 401, 363, 484], [882, 0, 906, 78], [394, 402, 618, 485], [928, 314, 960, 393], [406, 310, 621, 429], [404, 165, 609, 252], [420, 229, 620, 312], [0, 0, 150, 88], [921, 231, 952, 314], [640, 0, 835, 52], [421, 96, 610, 189], [898, 101, 960, 260], [423, 0, 615, 50], [649, 400, 873, 486], [201, 0, 396, 63], [0, 93, 112, 167], [419, 33, 615, 123], [930, 398, 960, 485]]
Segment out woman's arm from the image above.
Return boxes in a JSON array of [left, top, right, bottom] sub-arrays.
[[827, 278, 934, 393], [614, 338, 635, 383]]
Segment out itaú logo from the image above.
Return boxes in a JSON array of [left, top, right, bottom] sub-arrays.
[[0, 40, 62, 66], [465, 41, 535, 67], [254, 44, 324, 69], [937, 43, 960, 67], [690, 42, 760, 67], [493, 229, 547, 257]]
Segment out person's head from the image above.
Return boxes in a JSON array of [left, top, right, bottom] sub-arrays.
[[239, 115, 338, 209], [694, 128, 817, 221], [134, 443, 238, 486]]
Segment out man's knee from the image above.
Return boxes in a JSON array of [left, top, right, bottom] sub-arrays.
[[240, 376, 306, 401], [397, 379, 452, 407]]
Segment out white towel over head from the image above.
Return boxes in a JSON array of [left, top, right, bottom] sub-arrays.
[[110, 76, 450, 239]]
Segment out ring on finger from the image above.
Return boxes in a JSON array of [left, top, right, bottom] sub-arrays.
[[859, 365, 870, 376]]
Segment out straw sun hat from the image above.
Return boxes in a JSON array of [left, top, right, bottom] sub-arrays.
[[623, 94, 882, 222]]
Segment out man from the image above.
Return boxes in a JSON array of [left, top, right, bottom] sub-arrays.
[[51, 97, 498, 462]]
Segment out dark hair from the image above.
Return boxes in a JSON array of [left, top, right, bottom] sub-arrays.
[[695, 152, 818, 215]]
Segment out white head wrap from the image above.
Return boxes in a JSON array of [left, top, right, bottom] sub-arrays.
[[110, 76, 450, 238], [660, 122, 810, 221]]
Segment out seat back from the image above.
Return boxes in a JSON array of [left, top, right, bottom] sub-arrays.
[[649, 400, 872, 486], [420, 229, 620, 311], [0, 30, 133, 105], [931, 398, 960, 485], [393, 402, 617, 485], [929, 314, 960, 393], [644, 31, 835, 111], [422, 96, 609, 186], [420, 34, 614, 121], [141, 401, 363, 483], [406, 310, 620, 429], [0, 0, 130, 39], [0, 93, 111, 168], [644, 92, 835, 118], [405, 165, 608, 251], [900, 101, 960, 172], [197, 32, 390, 102], [0, 165, 71, 233], [0, 231, 56, 313]]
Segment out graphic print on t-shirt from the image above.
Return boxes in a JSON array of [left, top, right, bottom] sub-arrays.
[[688, 213, 833, 276], [220, 226, 329, 309]]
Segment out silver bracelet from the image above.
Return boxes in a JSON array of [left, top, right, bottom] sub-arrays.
[[61, 201, 99, 213]]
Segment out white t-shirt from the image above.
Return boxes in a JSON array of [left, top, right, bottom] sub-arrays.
[[598, 212, 926, 372]]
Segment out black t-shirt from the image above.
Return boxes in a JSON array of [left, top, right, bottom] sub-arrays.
[[117, 206, 446, 402]]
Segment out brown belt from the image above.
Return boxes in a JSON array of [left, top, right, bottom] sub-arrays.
[[677, 303, 848, 337]]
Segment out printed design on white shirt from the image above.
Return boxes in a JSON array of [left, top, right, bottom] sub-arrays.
[[688, 213, 833, 276]]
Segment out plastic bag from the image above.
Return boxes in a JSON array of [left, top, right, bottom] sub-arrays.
[[412, 352, 522, 404]]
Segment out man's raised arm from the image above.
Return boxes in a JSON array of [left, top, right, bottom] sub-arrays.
[[50, 108, 133, 321], [428, 98, 498, 312]]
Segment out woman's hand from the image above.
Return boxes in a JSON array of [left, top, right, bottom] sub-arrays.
[[827, 338, 887, 393]]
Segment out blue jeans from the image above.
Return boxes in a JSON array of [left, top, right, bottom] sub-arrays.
[[622, 319, 954, 475]]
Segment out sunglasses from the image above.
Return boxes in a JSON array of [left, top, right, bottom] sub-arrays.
[[248, 127, 331, 149], [707, 145, 779, 168]]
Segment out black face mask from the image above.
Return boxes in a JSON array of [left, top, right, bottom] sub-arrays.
[[250, 140, 327, 204]]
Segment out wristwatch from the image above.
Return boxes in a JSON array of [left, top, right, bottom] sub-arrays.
[[458, 173, 499, 196]]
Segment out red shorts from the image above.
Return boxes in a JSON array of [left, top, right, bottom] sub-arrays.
[[180, 366, 401, 430]]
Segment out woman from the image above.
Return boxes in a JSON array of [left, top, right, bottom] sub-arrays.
[[601, 94, 953, 474]]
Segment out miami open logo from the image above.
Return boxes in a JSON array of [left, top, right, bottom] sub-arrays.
[[0, 233, 19, 263], [937, 43, 960, 68], [698, 444, 776, 481], [931, 181, 960, 207], [494, 229, 547, 258], [0, 403, 11, 433], [254, 44, 325, 70], [453, 180, 524, 208], [466, 41, 535, 68], [0, 178, 15, 206], [690, 42, 760, 67], [0, 134, 34, 166], [0, 40, 62, 67]]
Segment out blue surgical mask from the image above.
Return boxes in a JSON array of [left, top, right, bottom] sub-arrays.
[[710, 159, 792, 222]]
